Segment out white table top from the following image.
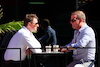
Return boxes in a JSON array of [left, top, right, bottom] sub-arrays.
[[32, 51, 64, 54]]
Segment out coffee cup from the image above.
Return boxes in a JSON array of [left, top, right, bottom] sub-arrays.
[[45, 46, 52, 53], [53, 45, 59, 52]]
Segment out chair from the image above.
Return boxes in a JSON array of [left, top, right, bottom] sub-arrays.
[[0, 29, 17, 48], [88, 60, 96, 67]]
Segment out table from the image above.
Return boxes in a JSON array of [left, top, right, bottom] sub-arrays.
[[34, 51, 64, 54], [28, 51, 73, 67]]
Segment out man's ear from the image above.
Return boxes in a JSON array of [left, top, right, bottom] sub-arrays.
[[80, 18, 83, 22], [27, 22, 31, 26]]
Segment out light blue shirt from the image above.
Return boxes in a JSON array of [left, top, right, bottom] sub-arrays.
[[66, 23, 96, 61]]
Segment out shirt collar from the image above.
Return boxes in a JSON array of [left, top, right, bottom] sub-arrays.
[[78, 23, 88, 32], [22, 26, 32, 35]]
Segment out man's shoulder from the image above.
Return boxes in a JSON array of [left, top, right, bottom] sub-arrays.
[[49, 28, 56, 33], [84, 26, 94, 32], [82, 26, 95, 36], [17, 28, 30, 36]]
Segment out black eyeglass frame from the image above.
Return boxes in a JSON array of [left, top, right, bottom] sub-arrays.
[[70, 18, 80, 22]]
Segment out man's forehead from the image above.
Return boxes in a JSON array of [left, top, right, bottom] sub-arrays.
[[71, 14, 78, 19], [32, 18, 38, 23]]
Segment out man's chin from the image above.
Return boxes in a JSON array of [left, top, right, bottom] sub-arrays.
[[32, 31, 37, 33], [32, 30, 37, 33]]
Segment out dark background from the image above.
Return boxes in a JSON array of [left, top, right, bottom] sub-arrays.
[[0, 0, 99, 44], [0, 0, 100, 66]]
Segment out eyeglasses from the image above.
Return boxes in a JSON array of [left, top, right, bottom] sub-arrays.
[[70, 18, 80, 22], [33, 23, 38, 24], [70, 19, 76, 22], [31, 23, 39, 25]]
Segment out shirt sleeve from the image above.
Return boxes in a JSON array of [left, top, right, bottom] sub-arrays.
[[65, 43, 72, 47], [22, 33, 42, 53]]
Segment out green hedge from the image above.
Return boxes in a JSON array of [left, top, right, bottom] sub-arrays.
[[0, 21, 24, 33]]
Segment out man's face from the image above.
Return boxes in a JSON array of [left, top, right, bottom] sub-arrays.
[[70, 14, 80, 30], [30, 18, 39, 33], [40, 23, 47, 30]]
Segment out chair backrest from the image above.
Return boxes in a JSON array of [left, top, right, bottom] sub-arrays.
[[0, 29, 17, 48], [88, 60, 96, 67]]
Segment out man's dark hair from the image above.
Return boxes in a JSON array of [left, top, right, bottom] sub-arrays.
[[41, 19, 50, 26], [24, 14, 38, 26]]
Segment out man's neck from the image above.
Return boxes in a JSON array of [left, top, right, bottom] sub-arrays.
[[77, 22, 85, 31], [25, 26, 32, 32]]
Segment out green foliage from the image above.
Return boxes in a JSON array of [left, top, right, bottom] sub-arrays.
[[0, 5, 3, 19], [0, 21, 24, 33]]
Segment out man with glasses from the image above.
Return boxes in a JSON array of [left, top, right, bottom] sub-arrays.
[[3, 14, 42, 67], [61, 10, 96, 67]]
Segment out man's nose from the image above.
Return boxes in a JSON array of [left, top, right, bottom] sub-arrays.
[[37, 24, 39, 27]]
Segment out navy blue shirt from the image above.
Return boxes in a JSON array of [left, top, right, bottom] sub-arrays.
[[39, 26, 57, 47]]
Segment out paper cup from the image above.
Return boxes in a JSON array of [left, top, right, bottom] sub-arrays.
[[53, 45, 59, 52], [45, 46, 52, 53]]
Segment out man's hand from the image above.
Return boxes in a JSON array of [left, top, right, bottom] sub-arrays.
[[61, 48, 68, 53], [42, 49, 45, 52], [61, 46, 75, 53], [67, 46, 75, 50], [26, 48, 32, 56]]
